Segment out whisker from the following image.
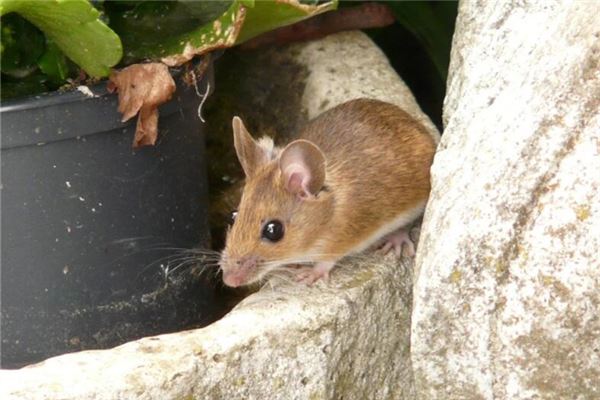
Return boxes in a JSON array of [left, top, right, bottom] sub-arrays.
[[167, 260, 200, 277], [109, 236, 157, 245], [140, 247, 221, 259], [137, 253, 210, 280]]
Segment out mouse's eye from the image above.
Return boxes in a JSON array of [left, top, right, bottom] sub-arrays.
[[229, 210, 238, 225], [261, 220, 284, 242]]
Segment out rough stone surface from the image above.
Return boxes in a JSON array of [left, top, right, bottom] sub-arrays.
[[412, 2, 600, 399], [0, 32, 439, 399]]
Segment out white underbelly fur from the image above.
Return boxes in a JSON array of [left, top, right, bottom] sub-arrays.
[[347, 201, 427, 255], [307, 201, 427, 261]]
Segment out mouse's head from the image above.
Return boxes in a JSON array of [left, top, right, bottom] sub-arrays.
[[219, 116, 333, 287]]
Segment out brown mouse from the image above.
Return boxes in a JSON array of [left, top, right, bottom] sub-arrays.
[[219, 98, 436, 287]]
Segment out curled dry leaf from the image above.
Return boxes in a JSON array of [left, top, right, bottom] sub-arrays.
[[108, 63, 176, 148]]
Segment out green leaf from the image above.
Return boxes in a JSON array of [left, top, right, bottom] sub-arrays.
[[109, 0, 336, 66], [104, 0, 232, 64], [386, 1, 456, 80], [38, 39, 71, 83], [159, 1, 248, 66], [0, 12, 45, 78], [0, 0, 122, 77], [235, 0, 337, 44]]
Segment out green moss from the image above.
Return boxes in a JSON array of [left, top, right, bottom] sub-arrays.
[[540, 275, 571, 301], [575, 204, 591, 221], [234, 376, 246, 386], [495, 260, 508, 280], [273, 377, 285, 390], [309, 391, 324, 400], [449, 268, 462, 284], [340, 268, 375, 289]]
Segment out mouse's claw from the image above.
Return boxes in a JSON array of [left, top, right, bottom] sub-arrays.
[[295, 269, 329, 285]]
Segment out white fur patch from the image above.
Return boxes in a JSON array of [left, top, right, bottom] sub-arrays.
[[349, 201, 427, 254], [257, 136, 280, 161], [305, 201, 427, 262]]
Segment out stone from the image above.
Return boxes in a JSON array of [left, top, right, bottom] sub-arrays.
[[293, 31, 439, 143], [412, 2, 600, 399], [0, 32, 439, 399]]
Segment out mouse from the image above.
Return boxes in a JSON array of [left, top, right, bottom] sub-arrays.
[[219, 98, 436, 287]]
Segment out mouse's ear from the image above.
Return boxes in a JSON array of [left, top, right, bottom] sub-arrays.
[[279, 140, 326, 199], [232, 116, 269, 177]]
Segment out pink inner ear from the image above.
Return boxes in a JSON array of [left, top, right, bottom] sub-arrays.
[[284, 163, 311, 197]]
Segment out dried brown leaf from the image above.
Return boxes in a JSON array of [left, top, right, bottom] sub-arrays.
[[108, 63, 176, 148]]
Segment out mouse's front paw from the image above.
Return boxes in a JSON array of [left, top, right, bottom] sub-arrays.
[[295, 261, 335, 285]]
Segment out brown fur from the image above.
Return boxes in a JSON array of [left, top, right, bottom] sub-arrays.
[[221, 98, 436, 285]]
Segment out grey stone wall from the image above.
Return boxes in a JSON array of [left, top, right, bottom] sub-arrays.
[[412, 1, 600, 399]]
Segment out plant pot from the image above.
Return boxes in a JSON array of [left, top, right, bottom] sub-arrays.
[[0, 62, 218, 368]]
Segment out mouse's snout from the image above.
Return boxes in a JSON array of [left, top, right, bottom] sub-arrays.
[[220, 254, 261, 287]]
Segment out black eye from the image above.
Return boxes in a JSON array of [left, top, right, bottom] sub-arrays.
[[261, 220, 284, 242], [229, 210, 238, 224]]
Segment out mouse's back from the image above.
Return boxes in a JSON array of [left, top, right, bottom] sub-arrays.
[[297, 99, 435, 254]]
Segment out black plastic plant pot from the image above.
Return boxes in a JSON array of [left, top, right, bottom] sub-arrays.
[[0, 62, 218, 368]]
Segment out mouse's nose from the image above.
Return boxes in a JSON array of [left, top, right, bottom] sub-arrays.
[[221, 255, 260, 287]]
